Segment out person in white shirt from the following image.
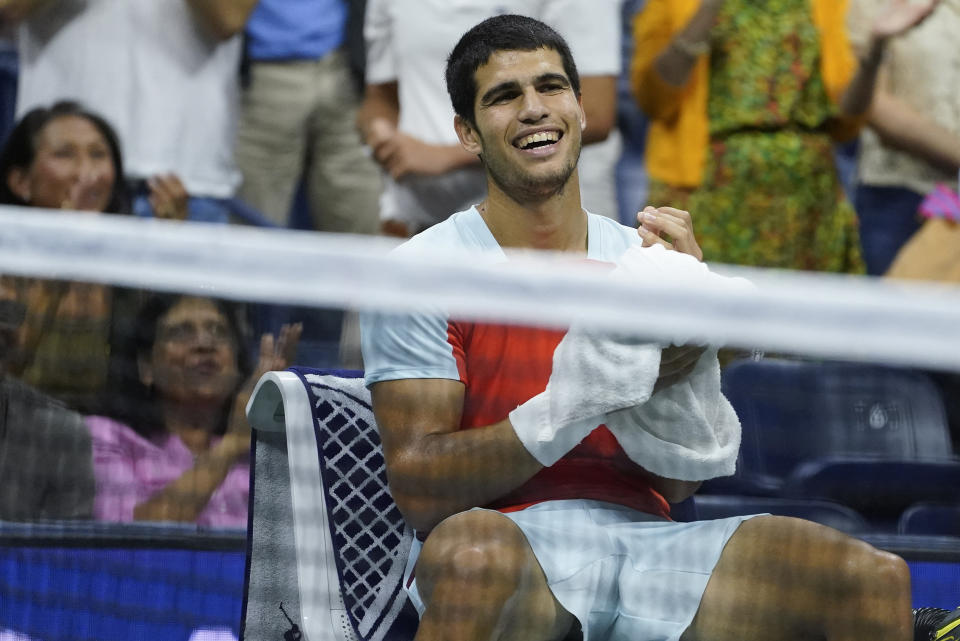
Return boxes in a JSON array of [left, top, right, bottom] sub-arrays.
[[357, 0, 622, 237], [8, 0, 258, 222]]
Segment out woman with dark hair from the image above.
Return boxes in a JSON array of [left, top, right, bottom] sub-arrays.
[[0, 101, 189, 412], [0, 100, 190, 218], [0, 100, 128, 213], [86, 294, 300, 526]]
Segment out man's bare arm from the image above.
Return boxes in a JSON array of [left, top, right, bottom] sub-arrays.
[[868, 90, 960, 173], [0, 0, 50, 25], [184, 0, 258, 40], [358, 81, 479, 178], [357, 82, 400, 143], [579, 75, 617, 144], [372, 378, 544, 532]]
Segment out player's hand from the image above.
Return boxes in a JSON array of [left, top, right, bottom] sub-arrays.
[[654, 344, 706, 393], [636, 206, 703, 261], [147, 173, 189, 221]]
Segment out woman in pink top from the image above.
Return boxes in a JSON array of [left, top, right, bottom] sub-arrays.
[[86, 294, 299, 527]]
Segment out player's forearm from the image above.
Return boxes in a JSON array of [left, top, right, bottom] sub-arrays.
[[386, 419, 543, 532], [868, 91, 960, 172], [183, 0, 257, 40]]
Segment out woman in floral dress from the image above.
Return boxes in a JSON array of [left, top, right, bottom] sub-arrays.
[[630, 0, 938, 271]]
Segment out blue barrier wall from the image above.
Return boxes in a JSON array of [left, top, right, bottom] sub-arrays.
[[1, 523, 957, 640], [0, 523, 246, 641]]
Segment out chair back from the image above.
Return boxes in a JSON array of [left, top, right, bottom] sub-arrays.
[[244, 368, 416, 641]]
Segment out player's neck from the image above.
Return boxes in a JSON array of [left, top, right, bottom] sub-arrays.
[[479, 177, 588, 253]]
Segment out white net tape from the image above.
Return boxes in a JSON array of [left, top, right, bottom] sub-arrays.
[[2, 206, 960, 371]]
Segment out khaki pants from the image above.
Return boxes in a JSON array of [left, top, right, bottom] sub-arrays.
[[235, 50, 381, 233]]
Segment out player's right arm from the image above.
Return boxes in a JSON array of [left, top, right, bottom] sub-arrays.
[[371, 377, 544, 533]]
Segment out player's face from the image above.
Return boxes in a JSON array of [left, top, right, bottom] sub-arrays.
[[460, 48, 585, 204]]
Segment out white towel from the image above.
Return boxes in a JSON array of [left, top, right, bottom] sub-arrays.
[[547, 244, 750, 480], [605, 350, 742, 481]]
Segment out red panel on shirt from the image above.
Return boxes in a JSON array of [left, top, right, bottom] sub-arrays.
[[449, 319, 671, 520]]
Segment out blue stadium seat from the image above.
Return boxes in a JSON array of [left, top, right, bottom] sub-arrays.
[[709, 358, 955, 496], [780, 458, 960, 526], [898, 503, 960, 537], [690, 495, 870, 535]]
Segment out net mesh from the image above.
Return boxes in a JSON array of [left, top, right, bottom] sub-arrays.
[[1, 207, 959, 641]]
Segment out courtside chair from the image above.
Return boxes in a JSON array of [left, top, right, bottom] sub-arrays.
[[243, 368, 417, 641]]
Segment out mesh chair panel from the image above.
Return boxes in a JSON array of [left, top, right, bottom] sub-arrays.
[[295, 369, 415, 641], [244, 369, 416, 641]]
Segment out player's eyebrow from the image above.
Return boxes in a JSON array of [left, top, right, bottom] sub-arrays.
[[479, 73, 571, 106]]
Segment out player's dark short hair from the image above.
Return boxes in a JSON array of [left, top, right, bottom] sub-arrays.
[[445, 14, 581, 127]]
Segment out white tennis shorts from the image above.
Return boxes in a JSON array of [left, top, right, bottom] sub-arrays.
[[404, 499, 760, 641]]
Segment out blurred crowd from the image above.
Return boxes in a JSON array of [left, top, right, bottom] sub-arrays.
[[0, 0, 958, 525]]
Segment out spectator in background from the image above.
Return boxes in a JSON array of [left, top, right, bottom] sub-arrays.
[[87, 294, 300, 527], [0, 101, 186, 412], [357, 0, 622, 238], [0, 25, 17, 147], [616, 0, 650, 225], [847, 0, 960, 276], [235, 0, 381, 233], [630, 0, 936, 271], [0, 274, 94, 522], [9, 0, 258, 223]]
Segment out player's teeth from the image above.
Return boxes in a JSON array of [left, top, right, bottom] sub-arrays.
[[519, 132, 558, 148]]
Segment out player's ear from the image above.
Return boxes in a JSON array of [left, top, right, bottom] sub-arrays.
[[578, 94, 586, 132], [454, 114, 483, 155]]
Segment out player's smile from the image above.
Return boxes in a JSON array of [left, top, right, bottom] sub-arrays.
[[512, 127, 564, 156]]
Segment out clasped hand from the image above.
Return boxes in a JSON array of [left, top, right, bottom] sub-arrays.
[[636, 205, 707, 390]]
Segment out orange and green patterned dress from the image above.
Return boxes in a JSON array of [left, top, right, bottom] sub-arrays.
[[651, 0, 864, 272]]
